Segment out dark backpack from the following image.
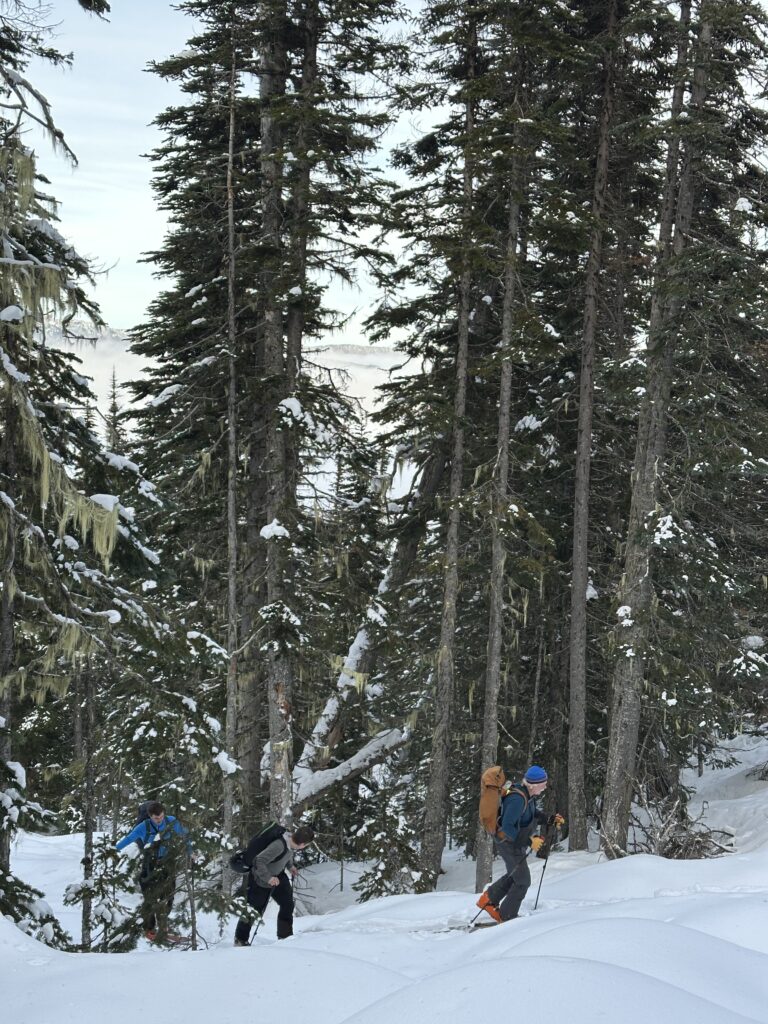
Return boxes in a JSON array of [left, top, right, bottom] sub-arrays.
[[135, 801, 154, 850], [229, 822, 286, 875]]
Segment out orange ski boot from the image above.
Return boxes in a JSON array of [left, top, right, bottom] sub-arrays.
[[476, 891, 502, 923]]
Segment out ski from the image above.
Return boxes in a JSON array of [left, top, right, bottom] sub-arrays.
[[438, 918, 501, 933]]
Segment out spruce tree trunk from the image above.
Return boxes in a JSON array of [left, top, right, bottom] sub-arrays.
[[258, 0, 293, 821], [285, 0, 317, 402], [0, 388, 16, 874], [422, 25, 476, 887], [239, 453, 267, 837], [602, 5, 711, 855], [547, 617, 570, 825], [475, 161, 523, 892], [567, 0, 618, 851], [224, 22, 239, 859], [527, 625, 545, 765], [80, 661, 95, 950], [73, 671, 84, 762], [0, 578, 12, 875]]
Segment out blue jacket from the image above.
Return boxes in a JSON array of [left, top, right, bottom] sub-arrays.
[[499, 785, 547, 846], [116, 815, 189, 860]]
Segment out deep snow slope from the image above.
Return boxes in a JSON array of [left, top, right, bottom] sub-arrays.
[[3, 732, 768, 1024]]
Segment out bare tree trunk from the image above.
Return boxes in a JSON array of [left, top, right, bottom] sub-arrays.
[[278, 7, 317, 796], [547, 619, 569, 828], [72, 671, 83, 762], [568, 0, 618, 851], [0, 583, 12, 875], [602, 5, 711, 855], [282, 0, 317, 521], [0, 388, 16, 874], [422, 24, 476, 887], [527, 625, 545, 765], [259, 0, 293, 821], [285, 0, 317, 401], [475, 158, 523, 891], [239, 450, 267, 837], [223, 21, 240, 867], [80, 661, 95, 949]]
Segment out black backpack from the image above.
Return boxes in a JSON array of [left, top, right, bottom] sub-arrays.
[[229, 822, 286, 875], [135, 801, 155, 849]]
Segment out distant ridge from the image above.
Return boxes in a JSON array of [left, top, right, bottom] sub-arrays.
[[306, 342, 397, 357]]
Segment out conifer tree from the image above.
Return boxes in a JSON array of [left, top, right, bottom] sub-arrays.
[[105, 367, 125, 453], [131, 0, 408, 846], [603, 0, 768, 852], [0, 1, 167, 934]]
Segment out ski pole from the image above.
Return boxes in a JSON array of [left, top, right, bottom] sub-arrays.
[[532, 826, 555, 911]]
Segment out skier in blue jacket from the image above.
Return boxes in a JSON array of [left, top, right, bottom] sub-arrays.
[[116, 801, 190, 941], [476, 765, 564, 923]]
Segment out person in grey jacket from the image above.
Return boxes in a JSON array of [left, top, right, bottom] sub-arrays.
[[234, 825, 315, 943]]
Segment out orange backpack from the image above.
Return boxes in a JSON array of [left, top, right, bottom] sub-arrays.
[[479, 766, 529, 838]]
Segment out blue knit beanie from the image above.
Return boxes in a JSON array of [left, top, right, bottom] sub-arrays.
[[524, 765, 548, 783]]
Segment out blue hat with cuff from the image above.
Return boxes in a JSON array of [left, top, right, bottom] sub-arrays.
[[524, 765, 548, 783]]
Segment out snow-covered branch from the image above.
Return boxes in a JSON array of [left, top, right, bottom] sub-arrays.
[[294, 563, 394, 790], [290, 727, 406, 817]]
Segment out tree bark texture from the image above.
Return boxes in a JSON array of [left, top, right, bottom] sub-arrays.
[[567, 0, 618, 851], [0, 385, 16, 874], [258, 0, 293, 821], [602, 5, 711, 854], [80, 661, 95, 949], [224, 21, 240, 861], [475, 158, 524, 891], [421, 24, 476, 887]]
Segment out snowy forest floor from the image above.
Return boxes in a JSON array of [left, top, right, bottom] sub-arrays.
[[4, 732, 768, 1024]]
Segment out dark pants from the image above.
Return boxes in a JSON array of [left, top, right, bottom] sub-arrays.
[[235, 872, 294, 942], [139, 860, 176, 936], [486, 840, 530, 921]]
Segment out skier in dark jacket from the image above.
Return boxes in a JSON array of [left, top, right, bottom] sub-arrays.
[[476, 765, 564, 923], [234, 825, 315, 944], [116, 801, 190, 941]]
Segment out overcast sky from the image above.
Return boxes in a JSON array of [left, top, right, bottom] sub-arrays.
[[30, 1, 400, 336], [30, 1, 195, 330], [26, 1, 408, 420]]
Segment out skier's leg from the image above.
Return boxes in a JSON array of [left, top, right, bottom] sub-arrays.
[[139, 876, 156, 934], [498, 857, 531, 921], [234, 877, 270, 944], [272, 873, 294, 939], [155, 867, 176, 940], [485, 841, 524, 907]]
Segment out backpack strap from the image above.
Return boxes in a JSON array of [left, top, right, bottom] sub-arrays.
[[496, 785, 529, 841]]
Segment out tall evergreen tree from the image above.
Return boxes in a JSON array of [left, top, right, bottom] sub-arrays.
[[0, 0, 166, 939]]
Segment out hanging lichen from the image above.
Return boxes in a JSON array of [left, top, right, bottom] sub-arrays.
[[8, 377, 119, 564]]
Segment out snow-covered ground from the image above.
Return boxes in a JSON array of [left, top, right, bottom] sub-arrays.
[[4, 733, 768, 1024]]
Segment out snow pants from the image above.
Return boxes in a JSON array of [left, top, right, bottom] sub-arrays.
[[486, 840, 530, 921], [139, 860, 176, 936], [234, 871, 294, 942]]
